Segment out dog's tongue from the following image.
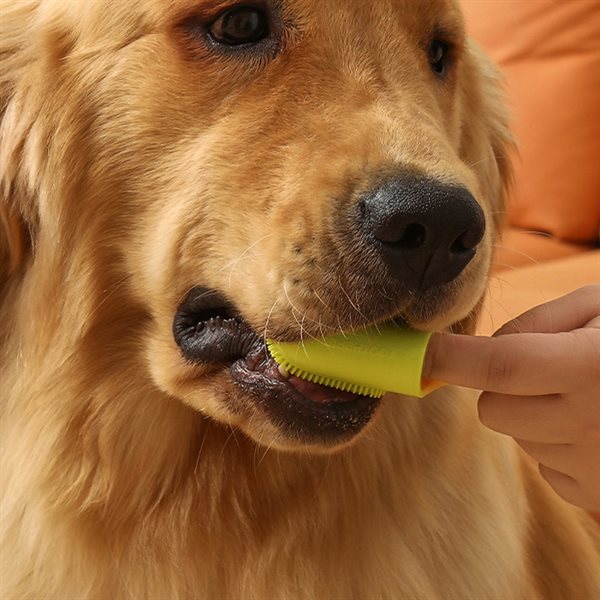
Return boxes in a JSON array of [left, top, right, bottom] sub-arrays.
[[287, 375, 362, 404], [246, 345, 364, 404]]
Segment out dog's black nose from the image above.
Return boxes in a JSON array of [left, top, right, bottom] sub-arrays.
[[359, 175, 486, 290]]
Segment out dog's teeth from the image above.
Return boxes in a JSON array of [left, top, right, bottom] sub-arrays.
[[278, 364, 291, 379]]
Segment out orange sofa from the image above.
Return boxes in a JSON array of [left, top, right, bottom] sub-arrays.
[[461, 0, 600, 335], [463, 1, 599, 522]]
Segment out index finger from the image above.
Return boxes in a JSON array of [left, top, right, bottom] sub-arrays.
[[494, 285, 600, 336], [424, 329, 600, 395]]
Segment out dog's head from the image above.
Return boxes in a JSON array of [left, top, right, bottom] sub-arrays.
[[0, 0, 511, 452]]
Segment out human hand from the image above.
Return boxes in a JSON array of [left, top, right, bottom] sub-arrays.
[[424, 285, 600, 511]]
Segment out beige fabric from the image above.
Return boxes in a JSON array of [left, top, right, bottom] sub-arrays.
[[494, 228, 593, 273], [480, 251, 600, 336]]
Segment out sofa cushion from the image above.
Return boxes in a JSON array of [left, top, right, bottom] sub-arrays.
[[463, 0, 600, 243], [493, 228, 593, 272]]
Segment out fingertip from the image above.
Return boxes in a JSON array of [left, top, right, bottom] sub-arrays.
[[493, 313, 537, 337], [423, 332, 464, 381], [477, 391, 511, 434], [423, 332, 486, 386], [538, 464, 582, 508], [477, 390, 493, 427], [423, 332, 445, 380], [493, 322, 516, 337]]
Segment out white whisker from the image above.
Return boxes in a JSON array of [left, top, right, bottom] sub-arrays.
[[219, 233, 274, 289]]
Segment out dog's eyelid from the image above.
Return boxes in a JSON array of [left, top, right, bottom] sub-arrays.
[[175, 1, 268, 23], [429, 26, 458, 49], [432, 15, 464, 42], [430, 21, 463, 49], [176, 2, 289, 60]]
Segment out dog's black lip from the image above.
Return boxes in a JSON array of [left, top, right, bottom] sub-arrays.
[[174, 286, 381, 442], [231, 340, 380, 443], [174, 287, 260, 363]]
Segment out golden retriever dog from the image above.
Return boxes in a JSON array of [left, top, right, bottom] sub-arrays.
[[1, 0, 599, 598]]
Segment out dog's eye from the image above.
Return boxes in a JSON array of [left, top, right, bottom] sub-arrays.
[[209, 6, 270, 46], [429, 40, 450, 77]]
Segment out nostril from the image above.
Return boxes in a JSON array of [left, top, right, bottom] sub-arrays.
[[396, 223, 427, 249], [451, 225, 484, 255], [358, 175, 486, 289], [370, 208, 428, 248], [451, 232, 472, 254]]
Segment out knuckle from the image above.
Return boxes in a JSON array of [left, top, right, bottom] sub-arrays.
[[567, 330, 600, 388], [485, 348, 514, 389], [575, 325, 600, 349]]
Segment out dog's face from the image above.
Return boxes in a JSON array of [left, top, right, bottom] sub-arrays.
[[1, 0, 510, 452]]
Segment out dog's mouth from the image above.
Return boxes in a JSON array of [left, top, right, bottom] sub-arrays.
[[173, 287, 380, 445]]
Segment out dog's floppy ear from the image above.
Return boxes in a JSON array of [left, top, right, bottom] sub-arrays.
[[0, 205, 29, 282], [453, 41, 514, 334], [0, 2, 39, 286], [0, 97, 32, 285], [1, 102, 32, 287], [1, 108, 31, 283], [459, 40, 514, 233]]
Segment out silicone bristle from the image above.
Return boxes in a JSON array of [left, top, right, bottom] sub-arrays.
[[267, 324, 439, 400], [268, 347, 385, 399]]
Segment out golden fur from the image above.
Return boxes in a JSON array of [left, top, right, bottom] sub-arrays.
[[1, 1, 599, 598]]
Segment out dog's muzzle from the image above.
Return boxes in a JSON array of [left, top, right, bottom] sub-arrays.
[[173, 287, 380, 446]]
